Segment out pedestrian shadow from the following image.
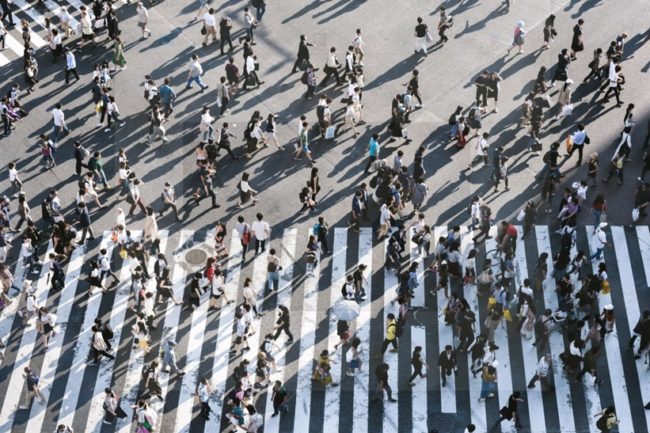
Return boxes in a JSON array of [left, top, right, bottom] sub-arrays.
[[622, 30, 650, 63], [499, 49, 544, 80], [453, 2, 508, 39], [364, 54, 421, 92], [570, 0, 604, 18], [315, 0, 365, 25]]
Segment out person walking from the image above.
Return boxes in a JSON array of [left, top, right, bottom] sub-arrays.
[[64, 48, 79, 85], [18, 366, 46, 409], [589, 222, 608, 261], [491, 391, 524, 430], [185, 54, 208, 91], [292, 35, 314, 73], [363, 133, 380, 174], [542, 14, 556, 50], [380, 313, 399, 354], [438, 344, 458, 387], [90, 325, 115, 364], [527, 353, 553, 390], [202, 8, 217, 47], [570, 19, 585, 60], [406, 345, 427, 386], [136, 2, 151, 38], [219, 16, 233, 55], [102, 388, 127, 425], [272, 305, 294, 344], [112, 37, 126, 71], [251, 213, 270, 255], [51, 103, 69, 145], [414, 17, 429, 57], [128, 178, 147, 217], [507, 21, 525, 55], [271, 380, 290, 417], [320, 47, 342, 87], [595, 407, 619, 433], [196, 377, 213, 420], [373, 362, 397, 402], [77, 202, 95, 243], [566, 123, 589, 166]]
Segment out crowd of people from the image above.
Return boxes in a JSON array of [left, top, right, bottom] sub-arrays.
[[0, 0, 649, 432]]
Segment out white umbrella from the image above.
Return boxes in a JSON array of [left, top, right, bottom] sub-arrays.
[[332, 300, 360, 321]]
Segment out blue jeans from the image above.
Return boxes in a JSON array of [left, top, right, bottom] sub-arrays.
[[267, 270, 279, 291], [186, 75, 207, 89], [51, 124, 68, 144], [592, 209, 602, 228], [246, 26, 254, 42], [590, 247, 603, 261], [202, 125, 214, 142], [449, 123, 458, 138]]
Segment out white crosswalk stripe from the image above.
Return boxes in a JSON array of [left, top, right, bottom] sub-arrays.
[[0, 241, 54, 432], [2, 225, 650, 432]]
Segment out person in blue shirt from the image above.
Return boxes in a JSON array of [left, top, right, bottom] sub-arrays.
[[158, 78, 176, 120], [364, 133, 380, 173]]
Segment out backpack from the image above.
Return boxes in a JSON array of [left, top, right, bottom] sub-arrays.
[[542, 150, 551, 164], [448, 113, 456, 125], [301, 71, 308, 85], [316, 105, 325, 123], [206, 142, 218, 161]]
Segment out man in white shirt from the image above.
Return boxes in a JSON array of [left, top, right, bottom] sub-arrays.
[[128, 178, 147, 216], [242, 54, 263, 90], [352, 29, 364, 65], [567, 123, 588, 166], [251, 213, 270, 255], [377, 198, 394, 239], [321, 47, 342, 87], [185, 54, 208, 91], [527, 353, 552, 390], [64, 47, 79, 85], [243, 7, 256, 44], [202, 8, 217, 46], [136, 2, 151, 39], [51, 103, 69, 144], [99, 248, 119, 287], [589, 222, 608, 261]]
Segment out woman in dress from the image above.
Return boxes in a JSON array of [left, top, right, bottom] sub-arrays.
[[102, 388, 127, 425], [112, 37, 126, 71], [507, 21, 525, 55], [143, 360, 164, 401], [542, 14, 556, 50], [143, 207, 159, 253], [37, 306, 56, 349], [236, 172, 258, 208], [214, 222, 228, 259]]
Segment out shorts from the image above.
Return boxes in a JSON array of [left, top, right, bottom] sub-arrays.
[[138, 22, 147, 29], [302, 143, 310, 153]]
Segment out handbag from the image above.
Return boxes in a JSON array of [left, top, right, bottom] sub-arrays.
[[503, 308, 513, 322], [632, 207, 640, 222], [324, 126, 335, 140], [425, 31, 433, 43], [119, 246, 128, 260], [565, 135, 573, 153], [601, 279, 611, 295], [516, 209, 525, 222], [242, 230, 251, 245], [200, 25, 207, 35]]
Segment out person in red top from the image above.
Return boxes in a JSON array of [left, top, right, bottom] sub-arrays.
[[497, 221, 518, 256]]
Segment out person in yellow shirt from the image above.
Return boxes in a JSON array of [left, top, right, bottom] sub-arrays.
[[380, 313, 399, 355]]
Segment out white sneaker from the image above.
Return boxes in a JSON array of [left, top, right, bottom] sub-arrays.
[[104, 128, 111, 132]]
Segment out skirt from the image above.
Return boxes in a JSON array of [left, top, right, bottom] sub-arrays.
[[239, 190, 252, 204]]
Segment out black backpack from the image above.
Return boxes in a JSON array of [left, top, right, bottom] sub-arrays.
[[301, 71, 308, 85], [542, 150, 551, 164], [206, 142, 218, 161]]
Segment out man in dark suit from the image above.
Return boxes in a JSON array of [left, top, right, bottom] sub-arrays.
[[438, 344, 457, 387]]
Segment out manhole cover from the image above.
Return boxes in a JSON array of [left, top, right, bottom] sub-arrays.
[[185, 249, 208, 265]]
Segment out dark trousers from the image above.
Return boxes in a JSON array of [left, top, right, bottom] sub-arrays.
[[273, 323, 293, 341], [381, 338, 398, 354], [128, 198, 147, 216], [93, 347, 115, 362], [317, 235, 329, 253], [408, 364, 424, 383], [100, 269, 119, 285], [320, 66, 341, 86], [273, 398, 288, 415], [603, 86, 622, 104], [528, 373, 551, 389], [220, 36, 233, 54], [440, 367, 455, 386], [160, 202, 180, 218], [364, 155, 378, 172], [200, 401, 210, 419], [255, 238, 266, 255], [568, 144, 584, 165], [65, 67, 79, 83], [218, 143, 238, 159], [374, 382, 393, 400], [292, 56, 309, 73], [240, 240, 248, 261], [80, 226, 95, 242], [219, 97, 229, 115]]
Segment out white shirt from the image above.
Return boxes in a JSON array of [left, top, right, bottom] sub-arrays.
[[8, 167, 18, 182], [203, 12, 216, 28], [593, 228, 607, 249], [243, 285, 256, 303], [251, 220, 270, 240], [379, 204, 392, 225], [99, 254, 111, 271], [61, 10, 72, 25], [353, 34, 364, 50], [49, 34, 61, 50], [536, 357, 550, 377], [198, 383, 210, 402], [239, 180, 251, 193], [244, 11, 254, 26], [137, 6, 149, 23], [245, 55, 256, 74], [326, 53, 338, 68], [200, 112, 214, 132], [52, 108, 65, 127], [571, 130, 587, 145]]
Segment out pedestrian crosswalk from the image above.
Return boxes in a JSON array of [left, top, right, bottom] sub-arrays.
[[0, 0, 108, 66], [0, 224, 650, 433]]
